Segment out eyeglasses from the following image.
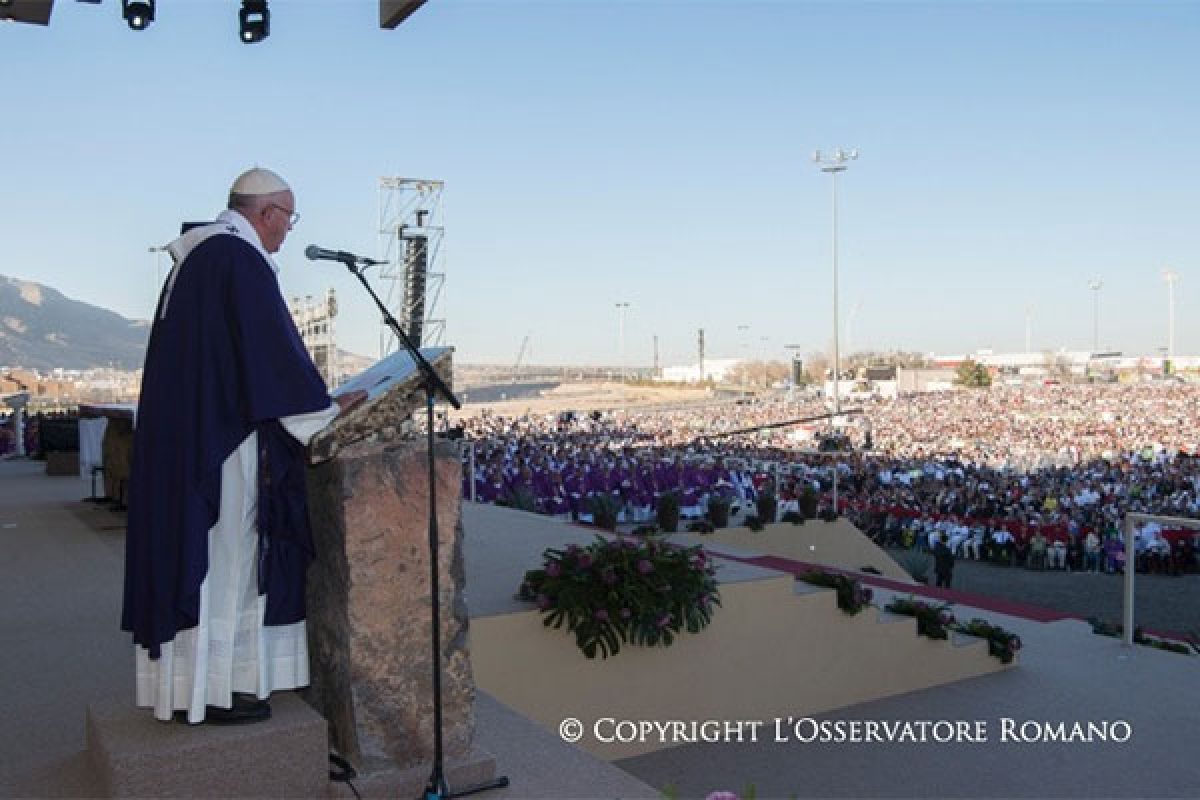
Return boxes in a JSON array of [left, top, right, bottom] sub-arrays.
[[268, 204, 300, 227]]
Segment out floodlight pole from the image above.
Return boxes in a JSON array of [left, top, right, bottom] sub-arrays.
[[737, 324, 750, 395], [1088, 279, 1103, 353], [615, 301, 630, 384], [814, 147, 858, 516], [1163, 269, 1179, 367]]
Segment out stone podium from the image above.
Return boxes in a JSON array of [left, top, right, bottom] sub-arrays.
[[303, 347, 495, 793], [78, 404, 137, 505]]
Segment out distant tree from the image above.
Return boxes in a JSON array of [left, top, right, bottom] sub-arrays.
[[805, 352, 830, 384], [727, 360, 792, 388], [849, 350, 930, 369], [955, 359, 992, 388], [896, 351, 932, 369]]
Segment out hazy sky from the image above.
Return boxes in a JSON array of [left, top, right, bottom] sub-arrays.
[[4, 1, 1198, 367]]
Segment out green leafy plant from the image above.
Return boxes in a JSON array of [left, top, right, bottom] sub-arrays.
[[952, 618, 1023, 664], [1087, 617, 1194, 656], [587, 494, 621, 531], [705, 495, 731, 528], [798, 486, 818, 519], [656, 491, 681, 533], [519, 536, 721, 659], [798, 570, 874, 614], [501, 485, 538, 512], [885, 595, 955, 639], [755, 490, 778, 525], [955, 359, 992, 388]]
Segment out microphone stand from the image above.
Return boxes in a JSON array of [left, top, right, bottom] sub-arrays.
[[338, 256, 509, 800]]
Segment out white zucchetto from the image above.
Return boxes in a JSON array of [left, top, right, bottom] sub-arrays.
[[229, 167, 290, 196]]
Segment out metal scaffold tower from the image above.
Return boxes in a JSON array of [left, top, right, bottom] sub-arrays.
[[377, 176, 446, 357], [289, 289, 341, 389]]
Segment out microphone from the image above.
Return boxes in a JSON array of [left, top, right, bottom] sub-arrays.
[[305, 244, 387, 266]]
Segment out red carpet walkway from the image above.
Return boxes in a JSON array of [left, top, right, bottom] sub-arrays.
[[721, 550, 1084, 623], [718, 550, 1200, 644]]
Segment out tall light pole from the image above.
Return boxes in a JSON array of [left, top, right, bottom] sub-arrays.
[[785, 343, 804, 397], [759, 335, 770, 387], [814, 147, 858, 516], [615, 301, 630, 384], [1088, 279, 1103, 353], [846, 300, 862, 370], [737, 323, 750, 390], [1163, 269, 1180, 367]]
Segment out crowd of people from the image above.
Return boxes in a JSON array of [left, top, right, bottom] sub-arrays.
[[459, 383, 1200, 575], [0, 410, 64, 457]]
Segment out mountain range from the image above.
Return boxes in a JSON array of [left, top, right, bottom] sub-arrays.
[[0, 275, 375, 375], [0, 275, 150, 370]]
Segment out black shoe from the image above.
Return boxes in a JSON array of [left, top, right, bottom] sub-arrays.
[[173, 694, 272, 725]]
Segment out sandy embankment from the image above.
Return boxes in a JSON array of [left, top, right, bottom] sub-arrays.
[[450, 382, 716, 419]]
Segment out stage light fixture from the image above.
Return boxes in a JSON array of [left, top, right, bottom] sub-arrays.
[[238, 0, 269, 43], [121, 0, 154, 30], [2, 0, 53, 26]]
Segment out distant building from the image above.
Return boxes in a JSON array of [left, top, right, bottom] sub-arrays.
[[924, 348, 1200, 386], [660, 357, 740, 384], [896, 368, 959, 394], [864, 365, 896, 382]]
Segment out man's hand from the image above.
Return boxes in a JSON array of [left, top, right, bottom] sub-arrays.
[[334, 389, 368, 417]]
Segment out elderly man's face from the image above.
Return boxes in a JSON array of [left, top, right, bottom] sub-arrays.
[[258, 190, 296, 254]]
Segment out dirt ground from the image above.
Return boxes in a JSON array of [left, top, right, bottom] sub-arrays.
[[452, 381, 719, 419]]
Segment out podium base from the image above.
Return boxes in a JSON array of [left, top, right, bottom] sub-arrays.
[[329, 749, 499, 799], [84, 694, 500, 799], [85, 693, 327, 798]]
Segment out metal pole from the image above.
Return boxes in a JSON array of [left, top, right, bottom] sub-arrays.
[[1119, 512, 1200, 650], [830, 169, 840, 514], [814, 148, 857, 517], [1168, 279, 1175, 363], [424, 391, 448, 798], [468, 442, 477, 503], [1163, 269, 1179, 366], [1122, 515, 1135, 647], [737, 324, 750, 395], [615, 302, 630, 385], [1088, 280, 1102, 352]]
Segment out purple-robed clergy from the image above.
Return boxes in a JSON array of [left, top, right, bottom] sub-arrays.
[[121, 168, 356, 725]]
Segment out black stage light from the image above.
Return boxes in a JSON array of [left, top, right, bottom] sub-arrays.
[[239, 0, 269, 43], [2, 0, 54, 27], [121, 0, 153, 30]]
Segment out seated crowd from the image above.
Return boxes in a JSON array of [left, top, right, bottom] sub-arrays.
[[457, 384, 1200, 575]]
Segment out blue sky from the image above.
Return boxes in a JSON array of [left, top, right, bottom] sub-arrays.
[[4, 0, 1198, 367]]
